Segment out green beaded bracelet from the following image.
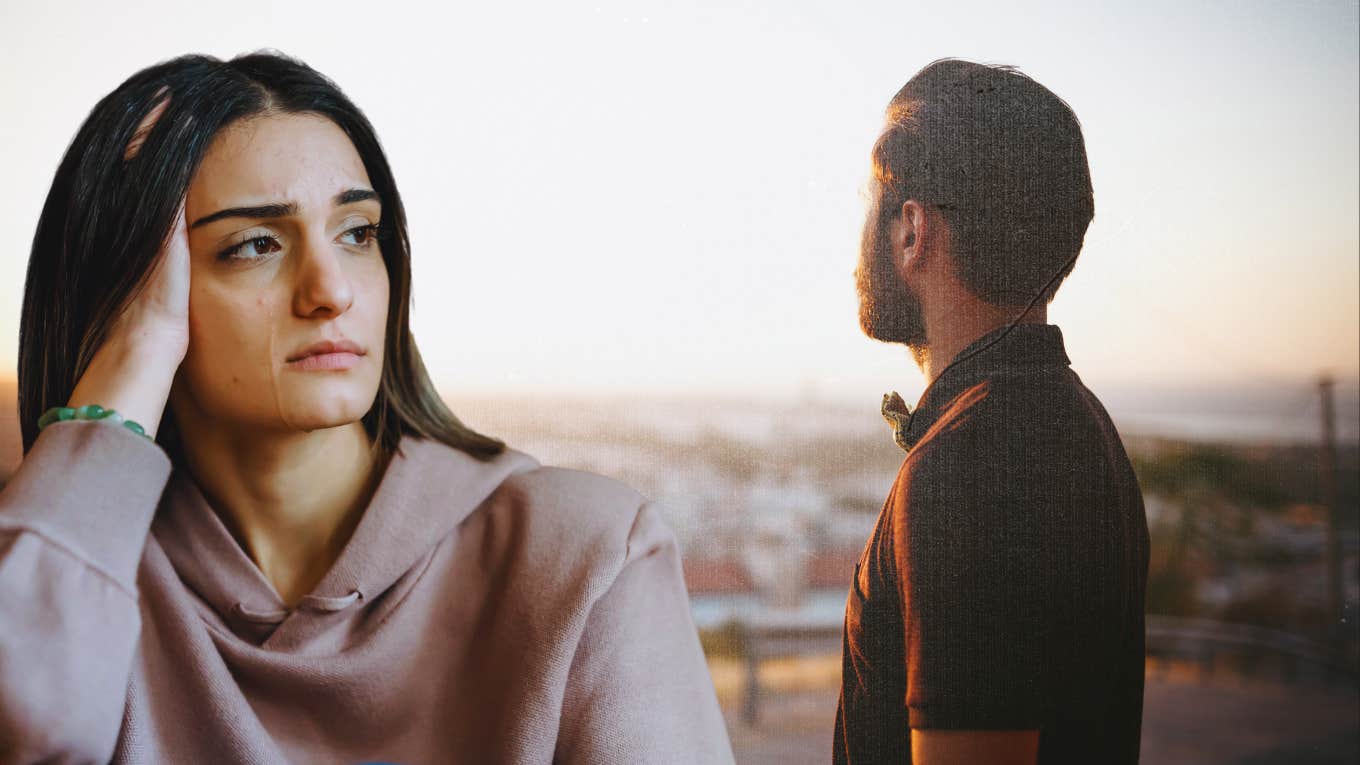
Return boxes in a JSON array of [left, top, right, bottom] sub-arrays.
[[37, 405, 151, 440]]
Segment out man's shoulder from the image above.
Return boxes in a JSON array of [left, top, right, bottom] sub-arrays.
[[921, 368, 1117, 451], [897, 368, 1128, 499]]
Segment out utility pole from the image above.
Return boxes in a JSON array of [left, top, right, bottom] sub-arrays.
[[1317, 374, 1342, 643]]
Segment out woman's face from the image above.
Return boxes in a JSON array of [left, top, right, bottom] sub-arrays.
[[174, 112, 389, 435]]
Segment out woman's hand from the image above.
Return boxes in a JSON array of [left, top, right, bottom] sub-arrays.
[[119, 203, 191, 358], [65, 205, 191, 439]]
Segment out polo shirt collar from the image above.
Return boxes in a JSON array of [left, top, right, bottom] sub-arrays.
[[882, 322, 1072, 453]]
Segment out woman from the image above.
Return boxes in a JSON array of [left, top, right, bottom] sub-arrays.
[[0, 51, 733, 763]]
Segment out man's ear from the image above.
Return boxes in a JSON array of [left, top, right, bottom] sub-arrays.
[[894, 199, 929, 279], [899, 200, 919, 250]]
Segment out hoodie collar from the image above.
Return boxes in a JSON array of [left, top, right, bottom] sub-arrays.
[[152, 433, 538, 645]]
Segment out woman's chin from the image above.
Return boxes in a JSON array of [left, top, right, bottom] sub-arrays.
[[274, 390, 377, 431]]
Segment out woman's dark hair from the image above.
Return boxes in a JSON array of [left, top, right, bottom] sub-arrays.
[[18, 50, 504, 462], [872, 58, 1095, 307]]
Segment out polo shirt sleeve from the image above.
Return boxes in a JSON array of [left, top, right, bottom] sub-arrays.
[[892, 434, 1054, 731]]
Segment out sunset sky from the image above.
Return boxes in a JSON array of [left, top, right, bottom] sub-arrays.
[[1, 0, 1356, 410]]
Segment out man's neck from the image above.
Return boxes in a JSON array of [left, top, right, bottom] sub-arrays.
[[916, 303, 1048, 386], [171, 416, 386, 607]]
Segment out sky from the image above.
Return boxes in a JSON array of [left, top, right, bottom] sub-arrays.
[[1, 0, 1356, 411]]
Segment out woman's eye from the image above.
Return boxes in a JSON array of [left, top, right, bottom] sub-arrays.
[[219, 235, 282, 261], [216, 225, 377, 261], [340, 224, 380, 247]]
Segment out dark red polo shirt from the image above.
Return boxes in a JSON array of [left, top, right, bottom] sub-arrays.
[[833, 322, 1150, 763]]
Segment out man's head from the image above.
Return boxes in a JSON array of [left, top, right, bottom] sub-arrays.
[[856, 58, 1094, 345]]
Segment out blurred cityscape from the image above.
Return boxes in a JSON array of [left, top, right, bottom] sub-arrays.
[[2, 380, 1358, 762], [445, 390, 1359, 636], [450, 388, 1360, 763]]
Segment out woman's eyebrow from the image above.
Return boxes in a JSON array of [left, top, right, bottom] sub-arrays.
[[189, 189, 377, 229], [191, 202, 297, 229], [335, 187, 379, 206]]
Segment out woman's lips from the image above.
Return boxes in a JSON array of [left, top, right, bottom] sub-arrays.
[[287, 352, 362, 371]]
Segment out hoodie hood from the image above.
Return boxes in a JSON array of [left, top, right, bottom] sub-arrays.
[[151, 433, 539, 648]]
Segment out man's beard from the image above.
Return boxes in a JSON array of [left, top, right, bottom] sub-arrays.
[[855, 200, 927, 346]]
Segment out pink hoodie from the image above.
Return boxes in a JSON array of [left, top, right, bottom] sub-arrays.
[[0, 419, 734, 763]]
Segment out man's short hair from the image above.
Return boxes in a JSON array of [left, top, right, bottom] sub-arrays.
[[872, 58, 1094, 306]]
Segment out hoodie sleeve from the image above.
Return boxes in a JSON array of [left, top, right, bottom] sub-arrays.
[[554, 502, 735, 765], [0, 419, 172, 764]]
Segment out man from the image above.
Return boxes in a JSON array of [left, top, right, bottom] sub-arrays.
[[835, 59, 1150, 764]]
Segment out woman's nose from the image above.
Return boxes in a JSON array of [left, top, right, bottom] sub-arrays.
[[291, 233, 355, 318]]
